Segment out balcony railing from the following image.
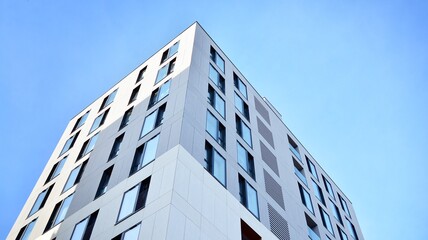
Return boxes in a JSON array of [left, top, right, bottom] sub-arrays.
[[294, 167, 308, 186], [289, 144, 302, 161]]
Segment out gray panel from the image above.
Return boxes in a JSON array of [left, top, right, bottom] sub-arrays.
[[264, 170, 285, 209], [257, 117, 275, 148], [260, 141, 279, 176], [268, 204, 290, 240], [254, 97, 270, 124]]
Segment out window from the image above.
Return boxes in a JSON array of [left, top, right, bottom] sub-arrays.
[[95, 166, 114, 198], [16, 218, 37, 240], [305, 214, 320, 240], [77, 133, 99, 159], [208, 85, 225, 118], [299, 184, 314, 214], [112, 223, 141, 240], [206, 111, 226, 148], [346, 219, 358, 240], [294, 159, 308, 186], [63, 161, 87, 193], [161, 41, 179, 64], [109, 134, 124, 160], [306, 157, 319, 181], [288, 135, 301, 161], [209, 64, 225, 93], [99, 89, 117, 112], [130, 135, 159, 175], [235, 93, 250, 120], [45, 157, 67, 184], [338, 194, 351, 217], [236, 115, 252, 147], [234, 73, 248, 99], [136, 66, 147, 83], [89, 109, 109, 134], [323, 176, 335, 200], [155, 58, 176, 83], [312, 180, 325, 205], [149, 80, 170, 109], [238, 175, 259, 218], [241, 219, 261, 240], [319, 205, 334, 236], [117, 177, 151, 222], [204, 141, 226, 186], [71, 111, 90, 133], [210, 46, 225, 72], [330, 199, 343, 225], [28, 185, 54, 217], [128, 85, 140, 104], [59, 131, 80, 156], [237, 142, 255, 179], [140, 104, 166, 137], [44, 193, 74, 231], [119, 107, 133, 130], [338, 226, 349, 240], [70, 210, 98, 240]]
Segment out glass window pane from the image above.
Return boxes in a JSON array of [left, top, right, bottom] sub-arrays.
[[245, 182, 259, 217], [141, 111, 157, 137], [86, 133, 99, 154], [20, 219, 36, 240], [156, 65, 168, 83], [106, 90, 117, 106], [29, 190, 47, 216], [141, 135, 159, 167], [206, 112, 218, 139], [54, 194, 74, 225], [213, 150, 226, 185], [209, 65, 219, 86], [238, 80, 247, 98], [123, 224, 141, 240], [241, 123, 252, 147], [118, 186, 138, 221], [168, 42, 179, 58], [63, 166, 81, 192], [237, 143, 248, 171], [52, 158, 66, 179], [158, 80, 170, 100], [215, 94, 225, 118], [70, 217, 89, 240], [90, 114, 103, 133]]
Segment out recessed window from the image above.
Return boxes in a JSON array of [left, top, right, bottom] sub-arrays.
[[299, 183, 314, 214], [305, 214, 320, 240], [235, 92, 250, 120], [89, 109, 109, 134], [77, 133, 99, 159], [346, 219, 358, 240], [45, 156, 67, 184], [71, 111, 90, 133], [238, 175, 259, 218], [128, 85, 141, 104], [28, 184, 54, 217], [99, 89, 117, 112], [136, 66, 147, 83], [337, 225, 349, 240], [149, 80, 170, 109], [95, 165, 114, 199], [236, 115, 252, 148], [288, 135, 301, 161], [206, 111, 226, 148], [323, 176, 335, 200], [294, 159, 308, 186], [241, 219, 261, 240], [204, 141, 226, 186], [330, 199, 343, 225], [161, 41, 179, 64], [306, 156, 319, 181], [155, 58, 176, 84], [237, 142, 255, 179], [16, 218, 37, 240], [312, 180, 325, 205], [112, 223, 141, 240], [210, 46, 225, 72], [109, 134, 125, 160], [59, 131, 80, 156], [44, 193, 74, 232], [338, 194, 351, 217], [209, 64, 225, 93], [140, 104, 166, 138], [208, 85, 225, 118], [130, 135, 159, 175], [234, 73, 248, 99], [63, 160, 87, 193], [117, 177, 151, 222], [119, 107, 133, 130], [319, 205, 335, 236], [70, 210, 98, 240]]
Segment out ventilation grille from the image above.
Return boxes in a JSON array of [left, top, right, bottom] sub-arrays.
[[257, 117, 275, 148], [260, 141, 279, 176], [264, 170, 285, 209], [254, 97, 271, 124], [268, 204, 290, 240]]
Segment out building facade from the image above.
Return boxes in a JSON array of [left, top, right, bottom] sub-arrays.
[[8, 22, 364, 240]]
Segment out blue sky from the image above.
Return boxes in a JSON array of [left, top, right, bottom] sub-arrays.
[[1, 1, 427, 239]]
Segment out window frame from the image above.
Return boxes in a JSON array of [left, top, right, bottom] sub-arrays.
[[119, 107, 133, 130], [236, 115, 252, 148], [148, 80, 171, 109], [237, 142, 255, 180], [204, 141, 226, 186], [155, 58, 176, 84], [130, 134, 160, 175], [206, 111, 226, 149], [117, 177, 151, 223], [140, 104, 166, 138], [208, 85, 225, 119], [99, 89, 117, 112], [210, 46, 225, 72], [234, 72, 248, 99]]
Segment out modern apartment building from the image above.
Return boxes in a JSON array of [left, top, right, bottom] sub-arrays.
[[8, 22, 364, 240]]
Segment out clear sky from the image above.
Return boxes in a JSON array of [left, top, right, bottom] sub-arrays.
[[1, 1, 427, 239]]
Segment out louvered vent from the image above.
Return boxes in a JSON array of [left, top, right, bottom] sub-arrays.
[[264, 170, 285, 209], [268, 204, 290, 240]]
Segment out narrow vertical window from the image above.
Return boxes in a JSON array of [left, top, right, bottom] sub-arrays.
[[323, 176, 335, 200], [288, 135, 301, 161], [70, 210, 99, 240], [95, 165, 114, 198], [306, 156, 319, 181], [330, 199, 343, 225], [128, 85, 141, 104], [149, 80, 170, 109], [210, 46, 225, 72], [208, 64, 225, 93], [99, 89, 117, 112], [299, 184, 314, 214], [161, 41, 179, 64], [234, 73, 248, 99], [238, 175, 259, 218], [206, 111, 226, 148], [130, 135, 159, 175], [236, 115, 252, 147], [45, 156, 67, 184], [63, 161, 87, 193], [346, 219, 358, 240], [237, 142, 255, 179], [77, 133, 99, 159], [207, 85, 225, 118], [28, 184, 54, 217], [109, 134, 124, 160], [136, 66, 147, 83], [112, 223, 141, 240], [204, 142, 226, 186], [44, 193, 74, 231], [15, 218, 37, 240], [71, 111, 90, 133], [305, 214, 320, 240], [235, 92, 250, 120], [140, 104, 166, 137], [59, 131, 80, 156], [338, 194, 351, 217], [294, 160, 308, 186], [312, 180, 325, 205], [119, 107, 133, 130], [319, 205, 335, 236], [117, 177, 151, 222], [89, 109, 109, 133], [155, 58, 176, 83], [338, 226, 349, 240]]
